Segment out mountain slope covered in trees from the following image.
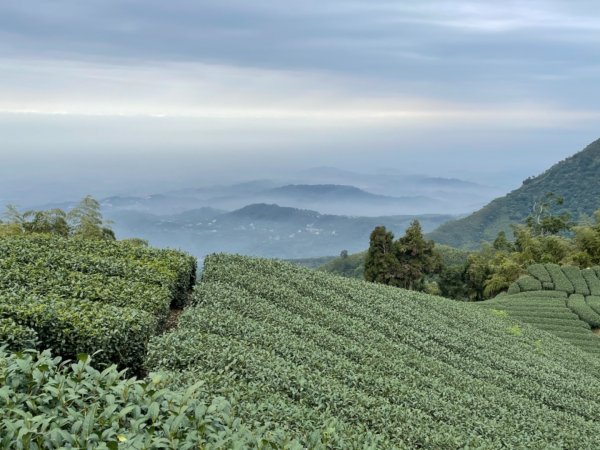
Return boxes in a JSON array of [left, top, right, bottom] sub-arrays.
[[429, 138, 600, 248]]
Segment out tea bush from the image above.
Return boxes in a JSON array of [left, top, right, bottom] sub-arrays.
[[567, 294, 600, 328], [0, 348, 317, 450], [516, 275, 542, 292], [545, 264, 575, 293], [562, 266, 590, 295], [582, 268, 600, 296], [0, 294, 154, 372], [527, 264, 553, 285], [0, 318, 37, 351], [0, 235, 195, 370]]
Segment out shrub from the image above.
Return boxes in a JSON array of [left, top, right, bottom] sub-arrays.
[[506, 282, 521, 295], [527, 264, 553, 284], [0, 235, 197, 369], [582, 268, 600, 296], [0, 294, 154, 372], [0, 235, 196, 310], [586, 296, 600, 316], [0, 349, 306, 449], [561, 266, 590, 295], [545, 264, 575, 294], [566, 294, 600, 328], [0, 318, 37, 351], [516, 276, 542, 292], [0, 264, 172, 328]]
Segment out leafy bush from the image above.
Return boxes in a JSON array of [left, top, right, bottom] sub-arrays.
[[545, 264, 575, 294], [582, 268, 600, 296], [506, 282, 521, 295], [0, 318, 37, 351], [561, 266, 590, 295], [586, 296, 600, 316], [150, 254, 600, 448], [0, 263, 172, 328], [0, 235, 196, 369], [0, 235, 196, 310], [566, 294, 600, 328], [516, 276, 542, 292], [527, 264, 553, 284], [0, 294, 154, 372], [0, 349, 309, 449]]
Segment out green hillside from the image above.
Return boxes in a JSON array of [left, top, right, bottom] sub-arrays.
[[429, 138, 600, 248], [148, 255, 600, 448], [480, 263, 600, 355]]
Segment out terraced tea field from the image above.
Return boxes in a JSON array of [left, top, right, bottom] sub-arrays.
[[481, 264, 600, 355], [148, 254, 600, 448]]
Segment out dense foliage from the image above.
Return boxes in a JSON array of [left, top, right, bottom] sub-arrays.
[[148, 254, 600, 448], [481, 263, 600, 354], [440, 209, 600, 301], [0, 349, 307, 449], [0, 235, 195, 371], [1, 196, 115, 240], [0, 318, 37, 351], [429, 138, 600, 248], [364, 221, 440, 290]]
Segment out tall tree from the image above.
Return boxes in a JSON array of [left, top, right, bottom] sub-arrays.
[[525, 192, 572, 236], [364, 226, 401, 285], [394, 220, 440, 290], [23, 209, 69, 237], [68, 195, 114, 240]]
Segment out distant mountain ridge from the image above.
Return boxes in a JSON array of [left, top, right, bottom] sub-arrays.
[[429, 138, 600, 248], [109, 203, 454, 260]]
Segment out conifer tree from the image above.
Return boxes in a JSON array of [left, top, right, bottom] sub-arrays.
[[394, 220, 440, 290], [364, 226, 401, 285]]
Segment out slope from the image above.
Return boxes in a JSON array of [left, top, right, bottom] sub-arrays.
[[148, 255, 600, 448], [480, 264, 600, 355], [429, 138, 600, 248]]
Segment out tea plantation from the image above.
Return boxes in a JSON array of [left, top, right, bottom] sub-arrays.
[[148, 254, 600, 448], [481, 263, 600, 355], [5, 242, 600, 448], [0, 235, 196, 371]]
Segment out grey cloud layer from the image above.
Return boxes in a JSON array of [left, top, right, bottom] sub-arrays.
[[1, 0, 600, 106]]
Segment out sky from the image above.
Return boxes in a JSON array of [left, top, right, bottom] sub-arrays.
[[0, 0, 599, 205]]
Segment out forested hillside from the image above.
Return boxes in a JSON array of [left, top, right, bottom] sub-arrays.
[[429, 138, 600, 248]]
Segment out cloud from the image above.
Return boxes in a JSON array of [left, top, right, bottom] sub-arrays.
[[0, 57, 598, 131]]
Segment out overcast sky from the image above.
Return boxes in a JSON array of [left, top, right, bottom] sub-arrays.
[[0, 0, 599, 205]]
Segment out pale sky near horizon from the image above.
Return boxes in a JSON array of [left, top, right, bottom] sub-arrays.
[[0, 1, 599, 205]]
